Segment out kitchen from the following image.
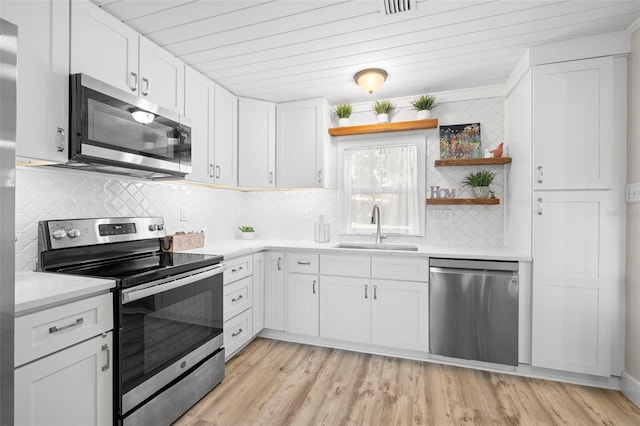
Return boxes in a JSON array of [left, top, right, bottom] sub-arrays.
[[2, 0, 640, 425]]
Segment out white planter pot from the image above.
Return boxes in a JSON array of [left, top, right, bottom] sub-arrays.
[[377, 113, 389, 123], [417, 110, 432, 120], [338, 117, 350, 127], [241, 232, 255, 240], [473, 187, 491, 198]]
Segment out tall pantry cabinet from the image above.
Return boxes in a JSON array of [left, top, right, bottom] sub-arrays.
[[527, 55, 626, 377]]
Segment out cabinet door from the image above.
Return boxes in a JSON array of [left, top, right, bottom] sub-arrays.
[[371, 280, 428, 351], [531, 191, 619, 376], [286, 274, 319, 337], [15, 332, 112, 426], [213, 84, 238, 186], [533, 57, 613, 190], [319, 276, 370, 344], [252, 253, 265, 335], [4, 0, 69, 163], [139, 36, 185, 114], [276, 98, 328, 188], [184, 67, 215, 183], [264, 252, 285, 330], [238, 98, 276, 188], [70, 0, 139, 95]]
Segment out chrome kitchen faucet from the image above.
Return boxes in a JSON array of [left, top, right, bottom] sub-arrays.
[[371, 204, 385, 244]]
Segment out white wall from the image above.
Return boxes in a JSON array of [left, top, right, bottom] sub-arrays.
[[626, 28, 640, 387]]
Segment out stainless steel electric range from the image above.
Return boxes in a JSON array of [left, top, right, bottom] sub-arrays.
[[37, 217, 225, 425]]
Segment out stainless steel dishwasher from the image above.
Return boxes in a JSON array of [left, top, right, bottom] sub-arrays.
[[429, 258, 519, 366]]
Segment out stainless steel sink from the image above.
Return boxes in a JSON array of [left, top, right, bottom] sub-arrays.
[[334, 243, 419, 252]]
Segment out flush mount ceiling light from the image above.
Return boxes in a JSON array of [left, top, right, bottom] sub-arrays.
[[354, 68, 388, 94], [130, 108, 155, 124]]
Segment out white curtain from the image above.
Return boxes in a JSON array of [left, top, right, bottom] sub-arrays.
[[343, 144, 419, 235]]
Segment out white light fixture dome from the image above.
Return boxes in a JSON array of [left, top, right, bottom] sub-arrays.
[[131, 109, 155, 124], [354, 68, 388, 94]]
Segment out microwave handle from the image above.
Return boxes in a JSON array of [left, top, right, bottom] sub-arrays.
[[122, 264, 226, 304]]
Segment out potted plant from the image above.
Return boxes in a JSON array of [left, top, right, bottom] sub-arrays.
[[238, 226, 256, 240], [333, 104, 352, 127], [372, 100, 394, 123], [461, 169, 496, 198], [410, 95, 436, 119]]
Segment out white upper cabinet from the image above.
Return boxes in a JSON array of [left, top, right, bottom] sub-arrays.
[[533, 57, 613, 190], [138, 36, 184, 113], [276, 98, 329, 188], [3, 0, 69, 163], [185, 68, 238, 186], [238, 98, 276, 188], [184, 67, 215, 183], [71, 0, 184, 114], [213, 84, 238, 187]]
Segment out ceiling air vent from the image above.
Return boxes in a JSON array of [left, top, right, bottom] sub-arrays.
[[379, 0, 416, 15]]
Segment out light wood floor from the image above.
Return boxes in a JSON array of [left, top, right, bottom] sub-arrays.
[[174, 338, 640, 425]]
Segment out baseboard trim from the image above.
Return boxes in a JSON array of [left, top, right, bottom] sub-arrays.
[[622, 372, 640, 408]]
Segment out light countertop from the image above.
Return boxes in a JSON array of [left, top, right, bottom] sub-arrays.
[[182, 238, 532, 262], [15, 271, 115, 314], [15, 240, 529, 314]]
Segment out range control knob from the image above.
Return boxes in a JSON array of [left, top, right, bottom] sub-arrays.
[[148, 224, 158, 231], [52, 229, 67, 239], [68, 228, 81, 238], [157, 223, 164, 231]]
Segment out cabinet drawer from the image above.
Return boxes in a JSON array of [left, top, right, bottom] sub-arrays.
[[320, 254, 370, 277], [287, 253, 319, 274], [223, 276, 253, 322], [15, 293, 113, 367], [224, 308, 253, 359], [224, 255, 253, 284], [371, 256, 428, 282]]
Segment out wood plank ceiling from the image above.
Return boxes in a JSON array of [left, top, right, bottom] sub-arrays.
[[91, 0, 640, 104]]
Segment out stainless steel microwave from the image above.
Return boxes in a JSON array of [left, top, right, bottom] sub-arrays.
[[65, 73, 191, 179]]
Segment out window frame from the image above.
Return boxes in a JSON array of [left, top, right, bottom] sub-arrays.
[[336, 134, 426, 237]]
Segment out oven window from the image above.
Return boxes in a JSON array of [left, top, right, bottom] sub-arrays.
[[120, 276, 223, 393]]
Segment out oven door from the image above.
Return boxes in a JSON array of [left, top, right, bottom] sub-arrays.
[[70, 73, 191, 178], [117, 263, 224, 417]]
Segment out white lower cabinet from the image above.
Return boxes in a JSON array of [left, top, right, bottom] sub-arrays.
[[252, 253, 265, 335], [264, 252, 285, 331], [15, 332, 113, 426], [223, 255, 256, 360], [14, 292, 114, 426], [286, 273, 319, 337], [370, 279, 428, 351], [318, 255, 429, 352], [531, 191, 621, 376], [224, 308, 253, 358], [319, 276, 370, 344]]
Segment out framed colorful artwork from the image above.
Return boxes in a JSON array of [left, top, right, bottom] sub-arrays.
[[439, 123, 481, 159]]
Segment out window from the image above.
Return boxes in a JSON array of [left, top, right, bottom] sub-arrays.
[[337, 136, 425, 236]]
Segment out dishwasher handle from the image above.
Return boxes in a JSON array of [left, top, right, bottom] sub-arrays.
[[429, 258, 518, 272], [430, 266, 518, 280]]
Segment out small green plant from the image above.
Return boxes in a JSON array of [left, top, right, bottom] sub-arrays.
[[461, 170, 496, 187], [410, 95, 436, 111], [372, 100, 394, 114], [238, 226, 255, 232], [333, 104, 352, 119]]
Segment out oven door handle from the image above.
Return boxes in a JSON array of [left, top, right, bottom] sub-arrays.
[[122, 264, 226, 304]]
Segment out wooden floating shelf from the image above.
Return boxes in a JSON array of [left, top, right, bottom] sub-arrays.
[[434, 157, 512, 167], [426, 198, 500, 205], [328, 119, 438, 137]]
